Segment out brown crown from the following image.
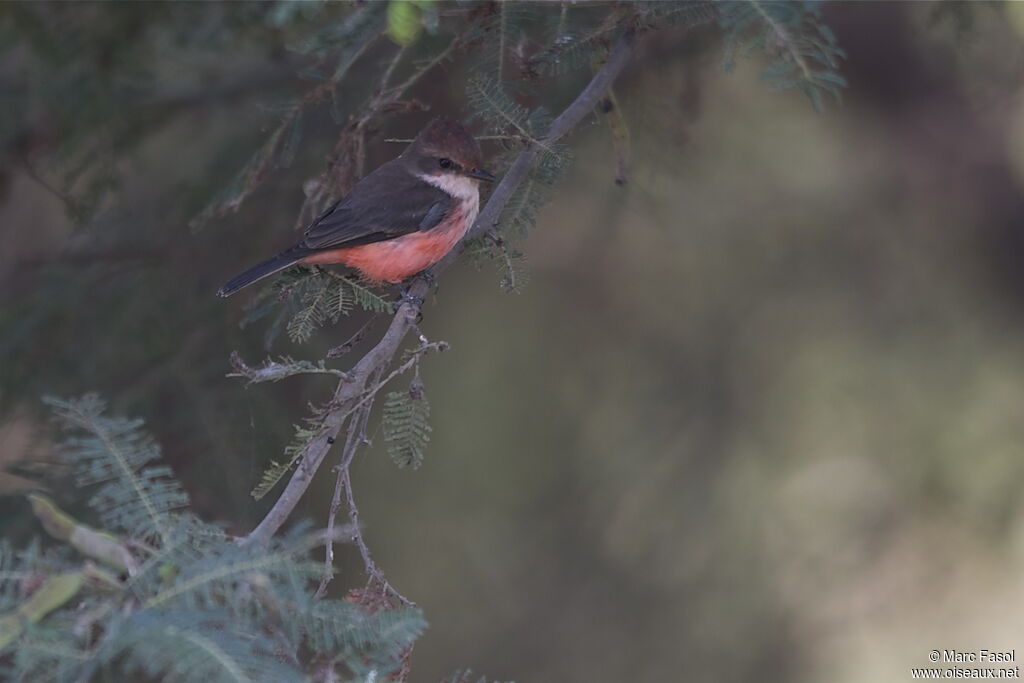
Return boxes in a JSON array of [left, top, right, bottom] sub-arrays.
[[407, 117, 483, 170]]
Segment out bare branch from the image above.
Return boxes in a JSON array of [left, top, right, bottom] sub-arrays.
[[314, 380, 375, 600], [227, 352, 350, 384], [327, 316, 378, 358], [384, 135, 519, 144]]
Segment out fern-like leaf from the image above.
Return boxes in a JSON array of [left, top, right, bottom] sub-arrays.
[[240, 267, 393, 345], [300, 601, 426, 676], [290, 2, 386, 59], [467, 75, 558, 239], [94, 609, 302, 683], [0, 540, 37, 613], [143, 525, 326, 611], [718, 0, 847, 112], [467, 75, 550, 144], [250, 422, 320, 500], [382, 379, 432, 469], [287, 275, 345, 344], [43, 395, 188, 543], [498, 144, 568, 241], [464, 235, 530, 293], [443, 670, 515, 683], [530, 3, 628, 76], [344, 276, 395, 314]]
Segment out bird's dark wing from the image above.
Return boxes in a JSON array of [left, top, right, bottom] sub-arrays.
[[301, 161, 452, 250]]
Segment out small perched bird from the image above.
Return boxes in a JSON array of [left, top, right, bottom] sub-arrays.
[[217, 117, 495, 298]]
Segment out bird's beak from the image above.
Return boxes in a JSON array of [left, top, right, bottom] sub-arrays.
[[466, 167, 496, 182]]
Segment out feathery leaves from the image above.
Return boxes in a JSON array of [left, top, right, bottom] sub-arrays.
[[250, 421, 321, 501], [467, 74, 551, 145], [382, 378, 432, 469], [94, 608, 302, 683], [0, 399, 424, 681], [43, 394, 188, 543], [718, 0, 847, 111], [465, 74, 568, 287], [464, 233, 531, 293], [241, 267, 394, 347]]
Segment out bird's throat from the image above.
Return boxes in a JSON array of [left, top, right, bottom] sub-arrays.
[[417, 172, 480, 203]]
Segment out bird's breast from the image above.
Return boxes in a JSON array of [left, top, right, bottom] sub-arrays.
[[302, 193, 479, 284]]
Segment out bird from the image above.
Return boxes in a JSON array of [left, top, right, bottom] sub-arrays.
[[216, 117, 495, 299]]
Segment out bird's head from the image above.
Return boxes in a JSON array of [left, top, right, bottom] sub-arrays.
[[404, 117, 496, 184]]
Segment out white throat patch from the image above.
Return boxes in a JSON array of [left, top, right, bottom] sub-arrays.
[[417, 172, 479, 203]]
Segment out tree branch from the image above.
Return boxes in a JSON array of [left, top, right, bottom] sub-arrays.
[[242, 32, 634, 547]]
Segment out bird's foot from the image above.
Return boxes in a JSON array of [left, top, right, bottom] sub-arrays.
[[418, 269, 438, 289], [402, 270, 438, 294], [396, 285, 424, 309]]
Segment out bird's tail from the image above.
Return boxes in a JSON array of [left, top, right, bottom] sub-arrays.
[[217, 245, 310, 297]]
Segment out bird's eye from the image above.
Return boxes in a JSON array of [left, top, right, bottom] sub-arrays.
[[438, 158, 453, 170]]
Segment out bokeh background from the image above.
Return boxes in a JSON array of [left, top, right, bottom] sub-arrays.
[[3, 2, 1024, 681]]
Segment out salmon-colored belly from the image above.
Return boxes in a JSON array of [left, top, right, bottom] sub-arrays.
[[298, 209, 474, 284]]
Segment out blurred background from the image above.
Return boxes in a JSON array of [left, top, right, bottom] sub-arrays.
[[3, 2, 1024, 681]]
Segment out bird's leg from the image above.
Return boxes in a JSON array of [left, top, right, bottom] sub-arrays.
[[396, 283, 424, 309], [395, 284, 425, 324], [397, 269, 438, 306], [418, 268, 439, 293]]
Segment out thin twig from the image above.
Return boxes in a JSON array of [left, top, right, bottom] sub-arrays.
[[497, 1, 507, 80], [327, 316, 378, 358], [335, 371, 416, 607], [345, 341, 447, 417], [314, 455, 346, 599], [314, 385, 374, 600], [384, 134, 520, 144], [485, 231, 520, 291], [387, 35, 461, 98], [227, 351, 350, 384], [380, 45, 408, 92], [20, 154, 72, 205]]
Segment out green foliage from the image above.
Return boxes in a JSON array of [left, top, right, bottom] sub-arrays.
[[95, 608, 301, 683], [387, 0, 441, 47], [464, 234, 530, 293], [190, 106, 306, 232], [299, 600, 424, 671], [0, 2, 341, 224], [240, 267, 394, 348], [382, 378, 432, 469], [0, 398, 426, 682], [0, 542, 34, 614], [443, 670, 515, 683], [465, 75, 570, 285], [43, 394, 189, 544], [291, 2, 386, 58], [467, 74, 552, 144], [286, 275, 350, 344], [528, 3, 629, 76], [471, 1, 548, 81], [284, 271, 394, 344], [499, 143, 570, 242], [718, 0, 847, 111], [636, 0, 719, 30], [250, 420, 320, 501]]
